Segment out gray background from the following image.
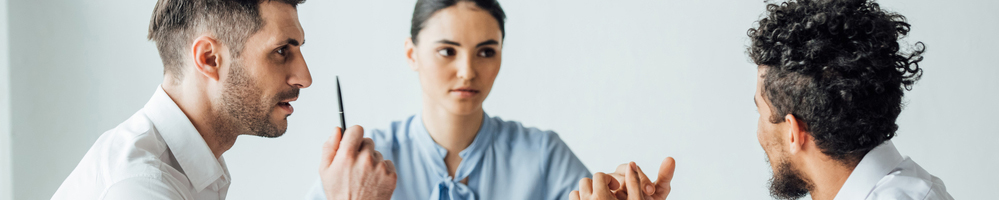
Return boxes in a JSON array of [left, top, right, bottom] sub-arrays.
[[1, 0, 996, 199]]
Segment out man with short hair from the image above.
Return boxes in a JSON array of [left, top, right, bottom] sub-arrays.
[[572, 0, 954, 200], [52, 0, 396, 199]]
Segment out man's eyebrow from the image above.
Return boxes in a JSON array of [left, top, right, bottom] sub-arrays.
[[754, 96, 759, 107], [280, 38, 303, 46], [436, 39, 461, 46], [476, 40, 499, 48]]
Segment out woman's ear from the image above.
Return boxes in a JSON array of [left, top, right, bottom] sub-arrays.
[[191, 35, 223, 81], [405, 37, 419, 71]]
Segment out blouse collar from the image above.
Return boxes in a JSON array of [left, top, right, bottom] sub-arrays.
[[411, 112, 496, 200]]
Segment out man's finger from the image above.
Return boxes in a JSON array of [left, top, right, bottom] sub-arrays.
[[383, 159, 397, 176], [319, 127, 344, 169], [570, 190, 580, 200], [372, 148, 384, 161], [336, 125, 365, 158], [360, 138, 375, 153], [625, 162, 646, 200]]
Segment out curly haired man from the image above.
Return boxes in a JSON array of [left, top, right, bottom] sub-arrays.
[[572, 0, 954, 200]]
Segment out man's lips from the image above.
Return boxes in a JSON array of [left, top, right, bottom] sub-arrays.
[[277, 97, 297, 114]]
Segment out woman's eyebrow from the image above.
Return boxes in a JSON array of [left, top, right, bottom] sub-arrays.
[[435, 39, 461, 46], [476, 40, 498, 47]]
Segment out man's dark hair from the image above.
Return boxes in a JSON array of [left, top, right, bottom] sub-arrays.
[[410, 0, 506, 44], [148, 0, 305, 81], [748, 0, 925, 165]]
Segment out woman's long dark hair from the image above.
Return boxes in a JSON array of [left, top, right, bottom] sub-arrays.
[[410, 0, 507, 44]]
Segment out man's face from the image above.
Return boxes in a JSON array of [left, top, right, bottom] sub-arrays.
[[216, 1, 310, 138], [755, 67, 810, 199]]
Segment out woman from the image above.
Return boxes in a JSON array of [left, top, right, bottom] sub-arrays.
[[308, 0, 590, 199]]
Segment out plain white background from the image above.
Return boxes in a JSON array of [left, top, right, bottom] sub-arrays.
[[1, 0, 997, 199]]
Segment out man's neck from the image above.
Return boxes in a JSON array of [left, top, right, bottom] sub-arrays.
[[801, 154, 858, 200], [162, 79, 236, 159]]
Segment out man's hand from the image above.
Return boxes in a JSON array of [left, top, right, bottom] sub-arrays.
[[571, 157, 675, 200], [318, 125, 397, 200]]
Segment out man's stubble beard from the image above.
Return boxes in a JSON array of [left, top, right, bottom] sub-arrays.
[[766, 150, 813, 200], [212, 60, 296, 140]]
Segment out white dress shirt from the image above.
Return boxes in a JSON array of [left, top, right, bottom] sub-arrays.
[[834, 141, 953, 200], [52, 86, 231, 200]]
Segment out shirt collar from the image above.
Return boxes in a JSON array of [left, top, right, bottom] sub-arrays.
[[142, 85, 230, 192], [833, 140, 904, 200]]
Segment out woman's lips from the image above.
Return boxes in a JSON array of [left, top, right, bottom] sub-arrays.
[[450, 89, 480, 98]]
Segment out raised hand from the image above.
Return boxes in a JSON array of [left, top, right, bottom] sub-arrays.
[[570, 172, 621, 200], [571, 157, 675, 200], [318, 125, 397, 200]]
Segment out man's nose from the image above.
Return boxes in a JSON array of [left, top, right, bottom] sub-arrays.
[[288, 53, 312, 89]]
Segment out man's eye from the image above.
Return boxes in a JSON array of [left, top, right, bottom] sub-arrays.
[[276, 46, 287, 56], [477, 48, 496, 57], [437, 48, 456, 57]]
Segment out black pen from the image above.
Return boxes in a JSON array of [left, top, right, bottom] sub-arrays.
[[336, 76, 347, 136]]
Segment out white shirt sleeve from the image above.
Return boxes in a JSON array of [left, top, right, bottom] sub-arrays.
[[304, 178, 326, 200], [99, 177, 185, 200]]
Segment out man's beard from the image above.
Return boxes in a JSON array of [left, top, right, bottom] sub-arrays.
[[766, 153, 812, 200], [214, 60, 298, 138]]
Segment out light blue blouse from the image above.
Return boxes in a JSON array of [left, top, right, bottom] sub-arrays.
[[305, 112, 591, 200]]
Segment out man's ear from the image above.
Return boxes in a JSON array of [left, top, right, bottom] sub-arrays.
[[405, 37, 418, 71], [191, 35, 223, 81], [785, 114, 809, 155]]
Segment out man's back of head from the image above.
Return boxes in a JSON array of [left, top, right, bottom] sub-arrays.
[[748, 0, 951, 200], [750, 0, 924, 166]]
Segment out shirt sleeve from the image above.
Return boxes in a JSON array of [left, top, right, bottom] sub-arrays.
[[542, 131, 592, 200], [924, 176, 954, 200], [304, 178, 327, 200], [99, 176, 184, 200]]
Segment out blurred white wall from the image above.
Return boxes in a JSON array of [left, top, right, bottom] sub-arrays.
[[0, 0, 10, 199], [4, 0, 997, 199]]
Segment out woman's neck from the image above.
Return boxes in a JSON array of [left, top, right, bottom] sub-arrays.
[[422, 104, 484, 154]]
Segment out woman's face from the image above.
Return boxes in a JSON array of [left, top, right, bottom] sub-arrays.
[[406, 2, 503, 116]]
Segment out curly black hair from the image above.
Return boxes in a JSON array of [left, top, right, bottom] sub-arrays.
[[748, 0, 925, 165]]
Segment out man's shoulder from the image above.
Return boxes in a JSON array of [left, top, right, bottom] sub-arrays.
[[53, 174, 189, 200], [53, 110, 190, 199], [869, 158, 954, 200], [100, 110, 173, 168], [59, 111, 188, 189]]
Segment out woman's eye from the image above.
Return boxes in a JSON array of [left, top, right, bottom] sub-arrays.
[[478, 48, 496, 57], [437, 48, 456, 57]]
